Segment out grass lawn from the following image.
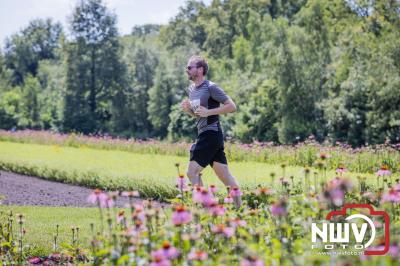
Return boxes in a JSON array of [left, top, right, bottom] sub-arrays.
[[0, 141, 377, 199], [0, 205, 102, 255]]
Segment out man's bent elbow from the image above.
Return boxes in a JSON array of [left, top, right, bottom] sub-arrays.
[[230, 103, 237, 113]]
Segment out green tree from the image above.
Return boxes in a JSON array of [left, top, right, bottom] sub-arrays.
[[18, 75, 42, 128], [36, 59, 66, 130], [147, 62, 175, 137], [64, 0, 126, 134], [3, 18, 63, 85], [167, 103, 197, 141]]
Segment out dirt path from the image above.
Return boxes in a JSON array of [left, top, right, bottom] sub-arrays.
[[0, 171, 137, 207]]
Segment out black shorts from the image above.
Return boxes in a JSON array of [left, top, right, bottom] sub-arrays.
[[190, 130, 227, 168]]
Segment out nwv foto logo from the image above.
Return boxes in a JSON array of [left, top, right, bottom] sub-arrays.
[[311, 204, 390, 255]]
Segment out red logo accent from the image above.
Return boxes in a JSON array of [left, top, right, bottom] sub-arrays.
[[326, 203, 390, 256]]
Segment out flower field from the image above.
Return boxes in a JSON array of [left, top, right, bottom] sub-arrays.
[[0, 131, 399, 265]]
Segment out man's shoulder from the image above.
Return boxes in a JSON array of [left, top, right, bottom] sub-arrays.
[[206, 80, 224, 92], [206, 80, 220, 89]]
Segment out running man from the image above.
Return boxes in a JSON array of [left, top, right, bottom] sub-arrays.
[[181, 55, 242, 208]]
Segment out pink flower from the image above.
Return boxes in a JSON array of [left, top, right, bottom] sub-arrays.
[[240, 256, 264, 266], [335, 165, 347, 174], [209, 204, 226, 217], [229, 187, 243, 197], [150, 253, 171, 266], [330, 188, 345, 207], [133, 203, 144, 212], [376, 165, 391, 176], [28, 256, 42, 264], [193, 188, 217, 207], [188, 249, 208, 261], [224, 196, 234, 204], [211, 224, 235, 238], [270, 199, 287, 216], [230, 218, 247, 228], [209, 184, 218, 193], [87, 189, 113, 208], [381, 189, 400, 203], [389, 244, 399, 258], [116, 210, 125, 224], [176, 175, 187, 190], [49, 253, 61, 261], [171, 205, 192, 226], [152, 241, 180, 260], [192, 186, 202, 201], [132, 206, 146, 222]]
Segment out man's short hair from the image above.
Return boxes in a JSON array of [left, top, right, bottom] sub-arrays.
[[189, 55, 208, 75]]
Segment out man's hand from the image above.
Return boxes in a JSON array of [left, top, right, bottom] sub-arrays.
[[181, 99, 197, 117], [194, 106, 210, 117], [181, 99, 191, 113]]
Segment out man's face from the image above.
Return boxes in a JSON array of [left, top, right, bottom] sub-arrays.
[[186, 60, 201, 81]]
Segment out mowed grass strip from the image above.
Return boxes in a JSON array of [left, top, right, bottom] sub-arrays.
[[0, 141, 375, 199], [0, 205, 101, 255]]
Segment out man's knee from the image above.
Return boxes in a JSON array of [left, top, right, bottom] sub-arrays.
[[187, 168, 200, 179]]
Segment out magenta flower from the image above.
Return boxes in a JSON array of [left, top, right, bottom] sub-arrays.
[[150, 252, 171, 266], [176, 175, 187, 190], [192, 186, 203, 202], [211, 224, 235, 238], [28, 256, 42, 264], [330, 188, 345, 206], [389, 244, 399, 258], [229, 187, 243, 197], [171, 205, 192, 226], [335, 165, 347, 174], [240, 256, 264, 266], [133, 203, 144, 212], [209, 204, 226, 217], [224, 195, 234, 204], [381, 189, 400, 204], [152, 241, 180, 260], [376, 165, 391, 176], [193, 188, 217, 207], [116, 210, 125, 224], [188, 249, 208, 261], [209, 184, 218, 193], [230, 218, 247, 228], [270, 200, 288, 216], [87, 189, 113, 208]]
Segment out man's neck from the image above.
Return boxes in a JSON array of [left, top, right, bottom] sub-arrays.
[[194, 77, 205, 87]]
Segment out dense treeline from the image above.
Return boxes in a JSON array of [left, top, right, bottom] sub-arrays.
[[0, 0, 399, 146]]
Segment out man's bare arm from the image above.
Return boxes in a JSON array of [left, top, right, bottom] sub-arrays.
[[195, 98, 236, 117]]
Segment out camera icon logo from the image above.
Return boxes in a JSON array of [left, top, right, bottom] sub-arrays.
[[311, 203, 390, 256]]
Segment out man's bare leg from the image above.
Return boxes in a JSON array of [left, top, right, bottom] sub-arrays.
[[186, 160, 204, 187], [212, 161, 242, 208]]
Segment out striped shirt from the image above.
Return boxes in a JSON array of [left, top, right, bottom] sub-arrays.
[[188, 80, 229, 135]]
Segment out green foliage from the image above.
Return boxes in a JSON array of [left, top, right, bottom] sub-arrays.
[[3, 18, 63, 85], [0, 0, 399, 145], [36, 60, 66, 130], [63, 0, 126, 134], [167, 103, 197, 141]]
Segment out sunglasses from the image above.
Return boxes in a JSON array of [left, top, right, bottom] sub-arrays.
[[187, 65, 198, 70]]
